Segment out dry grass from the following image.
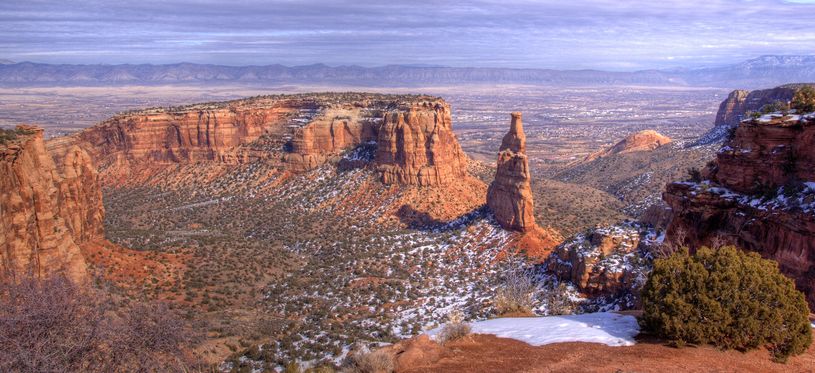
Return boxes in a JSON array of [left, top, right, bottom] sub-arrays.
[[342, 347, 394, 373], [493, 260, 536, 316]]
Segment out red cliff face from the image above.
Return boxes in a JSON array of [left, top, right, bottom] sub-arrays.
[[375, 102, 467, 186], [55, 94, 468, 187], [714, 90, 750, 129], [487, 112, 536, 232], [698, 85, 805, 144], [664, 112, 815, 308], [1, 126, 103, 283], [51, 101, 293, 171], [714, 118, 815, 194]]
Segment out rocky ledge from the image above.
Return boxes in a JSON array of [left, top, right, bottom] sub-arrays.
[[664, 111, 815, 309], [584, 129, 672, 162], [545, 222, 658, 309]]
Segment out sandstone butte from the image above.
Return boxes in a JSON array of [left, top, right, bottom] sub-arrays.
[[0, 126, 103, 283], [663, 112, 815, 309], [583, 129, 672, 162]]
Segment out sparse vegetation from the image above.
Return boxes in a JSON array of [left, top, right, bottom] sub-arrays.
[[686, 167, 702, 183], [342, 346, 394, 373], [0, 275, 197, 372], [0, 126, 35, 145], [759, 100, 790, 114], [542, 283, 578, 316], [791, 85, 815, 113], [437, 310, 472, 344], [640, 247, 812, 362], [494, 259, 536, 316]]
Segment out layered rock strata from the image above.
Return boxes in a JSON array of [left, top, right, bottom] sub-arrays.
[[664, 111, 815, 308], [52, 93, 468, 187], [1, 126, 103, 282], [697, 84, 812, 144], [584, 130, 672, 162], [487, 112, 536, 231]]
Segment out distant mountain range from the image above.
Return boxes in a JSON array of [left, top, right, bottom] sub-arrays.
[[1, 55, 814, 89]]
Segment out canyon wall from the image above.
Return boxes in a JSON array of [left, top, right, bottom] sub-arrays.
[[49, 101, 295, 171], [487, 112, 536, 232], [54, 94, 468, 187], [664, 113, 815, 308], [698, 84, 806, 144], [1, 126, 103, 282]]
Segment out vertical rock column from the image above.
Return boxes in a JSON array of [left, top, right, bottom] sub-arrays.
[[487, 112, 536, 232]]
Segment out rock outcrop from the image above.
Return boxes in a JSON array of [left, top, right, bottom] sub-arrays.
[[53, 93, 468, 187], [487, 112, 536, 232], [664, 110, 815, 309], [696, 84, 812, 145], [1, 126, 103, 282], [713, 89, 750, 130], [584, 130, 672, 162], [546, 223, 654, 298], [375, 103, 467, 186]]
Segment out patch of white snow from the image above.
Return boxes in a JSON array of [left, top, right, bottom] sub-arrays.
[[426, 312, 639, 347]]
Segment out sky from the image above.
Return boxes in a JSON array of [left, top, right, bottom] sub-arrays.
[[1, 0, 815, 70]]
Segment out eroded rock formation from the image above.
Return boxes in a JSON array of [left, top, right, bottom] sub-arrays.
[[664, 112, 815, 308], [547, 223, 654, 297], [584, 129, 672, 162], [375, 103, 467, 186], [697, 84, 811, 144], [53, 93, 468, 187], [1, 126, 103, 282], [487, 112, 536, 232]]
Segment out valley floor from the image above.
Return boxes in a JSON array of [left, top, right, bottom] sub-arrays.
[[400, 334, 815, 373]]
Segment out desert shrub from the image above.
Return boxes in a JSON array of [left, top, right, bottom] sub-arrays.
[[686, 167, 702, 183], [306, 365, 336, 373], [494, 259, 536, 315], [791, 85, 815, 113], [542, 283, 577, 316], [342, 346, 394, 373], [0, 126, 35, 145], [640, 247, 812, 362], [284, 361, 303, 373], [760, 100, 790, 114], [0, 275, 197, 372], [437, 310, 471, 344]]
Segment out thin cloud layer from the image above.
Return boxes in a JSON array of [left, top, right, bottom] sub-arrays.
[[1, 0, 814, 70]]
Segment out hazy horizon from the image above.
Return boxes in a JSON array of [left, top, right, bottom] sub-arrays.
[[3, 0, 815, 71]]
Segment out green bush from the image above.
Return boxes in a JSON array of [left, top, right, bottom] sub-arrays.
[[791, 85, 815, 113], [640, 246, 812, 362], [760, 100, 790, 114]]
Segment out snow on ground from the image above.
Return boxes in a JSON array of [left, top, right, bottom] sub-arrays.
[[427, 312, 639, 347]]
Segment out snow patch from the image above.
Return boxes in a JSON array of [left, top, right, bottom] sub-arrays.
[[426, 312, 639, 347]]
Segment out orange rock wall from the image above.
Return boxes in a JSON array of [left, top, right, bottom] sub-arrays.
[[1, 126, 102, 282]]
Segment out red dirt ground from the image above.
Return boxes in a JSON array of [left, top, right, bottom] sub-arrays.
[[399, 334, 815, 373]]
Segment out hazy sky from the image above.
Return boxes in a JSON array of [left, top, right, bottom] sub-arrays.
[[2, 0, 815, 70]]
